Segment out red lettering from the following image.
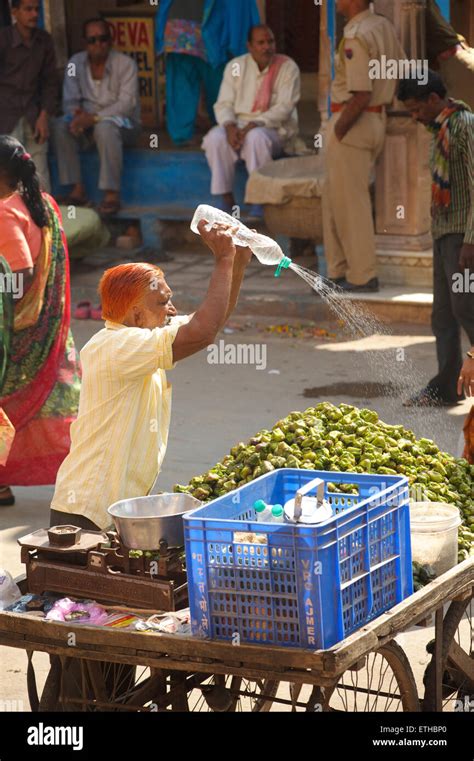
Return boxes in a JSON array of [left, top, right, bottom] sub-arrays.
[[116, 21, 125, 47], [128, 21, 139, 47], [109, 24, 117, 44], [138, 21, 150, 47]]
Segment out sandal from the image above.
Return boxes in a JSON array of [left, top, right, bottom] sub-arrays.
[[73, 300, 91, 319], [98, 199, 121, 217], [0, 487, 15, 506]]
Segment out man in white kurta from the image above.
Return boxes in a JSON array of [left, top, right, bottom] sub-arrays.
[[202, 24, 300, 212]]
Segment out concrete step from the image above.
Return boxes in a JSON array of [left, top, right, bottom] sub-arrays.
[[51, 148, 248, 207], [50, 148, 249, 248], [71, 247, 432, 325]]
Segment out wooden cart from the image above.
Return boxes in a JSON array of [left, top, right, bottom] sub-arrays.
[[0, 558, 472, 712]]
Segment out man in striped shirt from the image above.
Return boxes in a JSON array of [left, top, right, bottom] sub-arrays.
[[50, 220, 251, 530], [398, 71, 474, 407]]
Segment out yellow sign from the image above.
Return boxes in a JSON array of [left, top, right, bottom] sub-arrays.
[[105, 15, 157, 127]]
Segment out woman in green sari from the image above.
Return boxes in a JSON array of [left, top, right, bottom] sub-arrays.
[[0, 136, 81, 504]]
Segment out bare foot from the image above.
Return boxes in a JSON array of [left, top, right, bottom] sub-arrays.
[[98, 192, 121, 216]]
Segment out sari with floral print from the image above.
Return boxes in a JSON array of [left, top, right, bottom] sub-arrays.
[[0, 195, 81, 484]]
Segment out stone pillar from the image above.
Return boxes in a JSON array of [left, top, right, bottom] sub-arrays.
[[374, 0, 434, 287], [318, 0, 331, 150], [43, 0, 68, 69]]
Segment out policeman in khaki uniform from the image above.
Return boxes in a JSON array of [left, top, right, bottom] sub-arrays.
[[322, 0, 405, 292]]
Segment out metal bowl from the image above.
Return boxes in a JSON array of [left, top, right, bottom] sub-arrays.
[[107, 493, 202, 550]]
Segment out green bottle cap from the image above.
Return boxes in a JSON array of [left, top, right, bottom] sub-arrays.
[[254, 500, 267, 512], [272, 504, 284, 517]]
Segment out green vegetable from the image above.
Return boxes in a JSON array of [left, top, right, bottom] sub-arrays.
[[174, 403, 474, 559]]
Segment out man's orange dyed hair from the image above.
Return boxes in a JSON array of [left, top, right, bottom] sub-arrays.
[[99, 262, 164, 323]]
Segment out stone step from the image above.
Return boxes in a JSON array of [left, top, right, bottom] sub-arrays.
[[71, 247, 432, 325]]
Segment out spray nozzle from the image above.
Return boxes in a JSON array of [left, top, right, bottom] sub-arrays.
[[274, 256, 292, 278]]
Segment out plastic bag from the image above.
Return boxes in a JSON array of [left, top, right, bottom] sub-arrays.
[[6, 593, 58, 614], [135, 608, 191, 635], [0, 569, 22, 610], [45, 597, 108, 625]]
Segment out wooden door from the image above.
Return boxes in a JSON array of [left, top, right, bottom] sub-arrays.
[[265, 0, 320, 71]]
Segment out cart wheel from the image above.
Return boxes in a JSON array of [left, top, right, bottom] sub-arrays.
[[185, 674, 279, 712], [423, 593, 474, 711], [291, 643, 420, 712], [44, 658, 170, 712], [38, 655, 62, 711]]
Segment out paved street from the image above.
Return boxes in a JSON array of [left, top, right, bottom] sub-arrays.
[[0, 250, 470, 709]]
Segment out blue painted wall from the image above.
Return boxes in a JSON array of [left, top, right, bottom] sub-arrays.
[[50, 150, 248, 212]]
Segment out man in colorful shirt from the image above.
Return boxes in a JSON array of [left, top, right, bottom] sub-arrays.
[[398, 71, 474, 407]]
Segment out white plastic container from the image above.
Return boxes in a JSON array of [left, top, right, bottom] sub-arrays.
[[410, 502, 462, 577], [254, 500, 272, 522], [269, 504, 285, 523], [284, 495, 333, 524], [190, 204, 285, 266]]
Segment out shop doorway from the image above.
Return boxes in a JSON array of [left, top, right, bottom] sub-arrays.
[[265, 0, 321, 142]]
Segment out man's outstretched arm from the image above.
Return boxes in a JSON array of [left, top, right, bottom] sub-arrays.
[[172, 221, 238, 362]]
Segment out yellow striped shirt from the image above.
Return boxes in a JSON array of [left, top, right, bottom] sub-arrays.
[[51, 316, 189, 529]]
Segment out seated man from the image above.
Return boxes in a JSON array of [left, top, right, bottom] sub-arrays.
[[54, 17, 141, 217], [203, 24, 300, 215]]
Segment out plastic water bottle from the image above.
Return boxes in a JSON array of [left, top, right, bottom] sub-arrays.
[[269, 504, 284, 523], [254, 499, 272, 522], [191, 205, 288, 268]]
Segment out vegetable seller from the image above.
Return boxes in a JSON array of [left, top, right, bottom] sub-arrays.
[[50, 220, 251, 530]]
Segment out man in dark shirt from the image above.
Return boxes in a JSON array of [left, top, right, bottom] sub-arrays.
[[0, 0, 57, 190]]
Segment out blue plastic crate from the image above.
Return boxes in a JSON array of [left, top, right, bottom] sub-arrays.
[[184, 469, 412, 650]]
